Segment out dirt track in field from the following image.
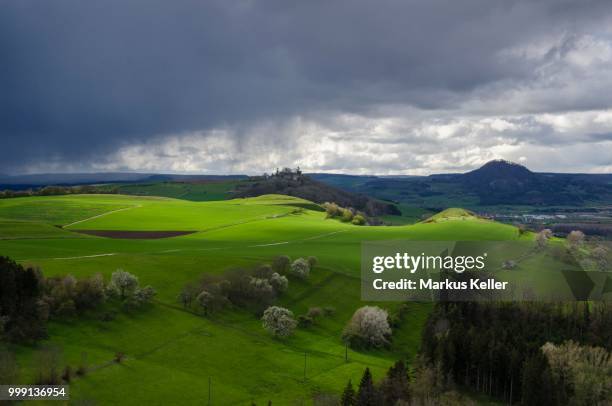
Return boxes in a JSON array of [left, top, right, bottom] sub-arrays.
[[71, 230, 196, 239]]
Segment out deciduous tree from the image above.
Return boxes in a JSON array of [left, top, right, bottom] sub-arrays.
[[261, 306, 297, 338]]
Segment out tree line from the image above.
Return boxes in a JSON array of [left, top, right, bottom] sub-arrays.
[[334, 301, 611, 406], [179, 255, 317, 316], [0, 184, 117, 199], [416, 301, 611, 405], [0, 256, 156, 343], [323, 202, 367, 225]]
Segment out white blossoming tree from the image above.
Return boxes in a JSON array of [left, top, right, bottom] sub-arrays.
[[261, 306, 297, 338], [290, 258, 310, 279], [342, 306, 391, 348], [107, 269, 139, 299], [269, 272, 289, 293]]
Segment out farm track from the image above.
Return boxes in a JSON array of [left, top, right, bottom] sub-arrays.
[[62, 205, 143, 228], [51, 253, 118, 260]]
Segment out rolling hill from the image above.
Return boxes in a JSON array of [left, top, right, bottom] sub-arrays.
[[1, 170, 401, 218], [0, 193, 523, 404]]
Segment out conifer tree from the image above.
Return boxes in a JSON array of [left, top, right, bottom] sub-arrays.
[[521, 352, 557, 406], [356, 368, 378, 406], [340, 379, 356, 406], [380, 360, 410, 404]]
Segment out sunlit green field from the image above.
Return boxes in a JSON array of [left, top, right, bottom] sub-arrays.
[[0, 194, 523, 404]]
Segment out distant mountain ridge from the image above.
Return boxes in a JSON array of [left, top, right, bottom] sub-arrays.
[[3, 161, 612, 208], [311, 161, 612, 207]]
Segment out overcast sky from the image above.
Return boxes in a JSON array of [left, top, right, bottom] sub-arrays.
[[2, 0, 612, 175]]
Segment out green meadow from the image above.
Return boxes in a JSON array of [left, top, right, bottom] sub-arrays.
[[110, 180, 243, 202], [0, 194, 524, 404]]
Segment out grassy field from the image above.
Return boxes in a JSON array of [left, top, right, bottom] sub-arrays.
[[0, 194, 524, 404], [112, 181, 243, 201]]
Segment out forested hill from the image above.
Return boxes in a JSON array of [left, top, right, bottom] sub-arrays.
[[234, 169, 400, 217]]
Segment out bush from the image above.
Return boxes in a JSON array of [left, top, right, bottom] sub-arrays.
[[567, 230, 585, 250], [342, 306, 391, 348], [323, 202, 341, 218], [249, 277, 274, 297], [307, 256, 318, 268], [253, 264, 274, 279], [107, 269, 139, 299], [502, 260, 517, 269], [536, 229, 553, 249], [269, 272, 289, 293], [323, 306, 336, 316], [61, 365, 72, 383], [352, 214, 366, 225], [340, 208, 354, 222], [178, 284, 198, 308], [197, 290, 214, 315], [43, 273, 109, 317], [261, 306, 297, 337], [114, 352, 126, 363], [224, 269, 275, 311], [324, 202, 367, 225], [76, 352, 88, 377], [75, 365, 87, 377], [290, 258, 311, 279], [74, 274, 106, 311], [297, 315, 313, 328], [272, 255, 291, 274], [134, 286, 156, 303], [307, 307, 323, 320], [55, 299, 76, 318], [591, 245, 609, 271]]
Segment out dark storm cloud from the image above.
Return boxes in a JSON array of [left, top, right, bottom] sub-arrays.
[[1, 0, 612, 173]]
